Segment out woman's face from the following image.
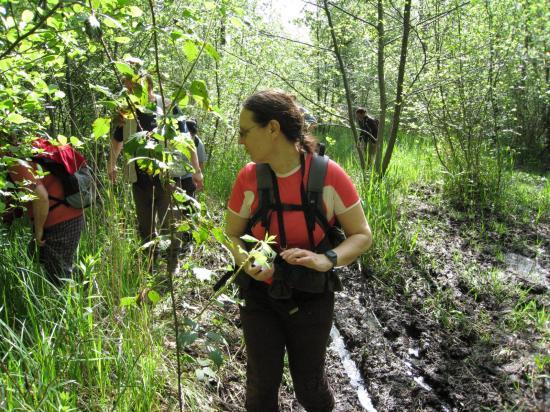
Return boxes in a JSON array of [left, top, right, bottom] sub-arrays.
[[238, 109, 271, 163]]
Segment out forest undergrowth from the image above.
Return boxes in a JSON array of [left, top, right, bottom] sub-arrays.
[[1, 129, 548, 411]]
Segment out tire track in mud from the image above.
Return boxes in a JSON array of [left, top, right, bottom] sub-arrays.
[[334, 267, 454, 411]]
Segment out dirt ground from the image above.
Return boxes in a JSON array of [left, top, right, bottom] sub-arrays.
[[332, 186, 549, 411], [164, 184, 548, 411]]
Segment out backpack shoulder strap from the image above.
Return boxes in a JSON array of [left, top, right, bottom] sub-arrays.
[[306, 153, 331, 235], [307, 153, 329, 203], [247, 163, 273, 231]]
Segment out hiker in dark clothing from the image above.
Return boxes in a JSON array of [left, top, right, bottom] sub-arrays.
[[107, 70, 203, 245], [225, 90, 372, 411], [355, 107, 379, 165]]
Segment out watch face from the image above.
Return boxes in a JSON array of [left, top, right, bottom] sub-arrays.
[[325, 250, 337, 266]]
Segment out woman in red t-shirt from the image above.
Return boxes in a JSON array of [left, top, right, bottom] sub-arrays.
[[225, 90, 372, 411], [8, 150, 84, 285]]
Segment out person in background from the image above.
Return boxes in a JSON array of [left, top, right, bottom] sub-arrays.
[[185, 119, 208, 179], [8, 138, 85, 285], [107, 71, 203, 246], [225, 90, 372, 411], [299, 106, 318, 134], [355, 107, 379, 165]]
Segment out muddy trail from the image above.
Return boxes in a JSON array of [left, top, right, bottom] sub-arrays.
[[158, 184, 548, 411], [333, 186, 549, 411]]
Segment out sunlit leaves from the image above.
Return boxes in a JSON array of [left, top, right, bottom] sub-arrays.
[[6, 113, 30, 124], [120, 296, 138, 307], [204, 2, 217, 11], [92, 117, 111, 139], [21, 10, 34, 23], [229, 16, 244, 29], [147, 289, 161, 305], [101, 14, 122, 29], [123, 6, 143, 18], [114, 36, 130, 44], [183, 40, 200, 62], [189, 80, 209, 109], [114, 61, 135, 78], [204, 43, 220, 61]]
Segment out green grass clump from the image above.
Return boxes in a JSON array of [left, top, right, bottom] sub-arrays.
[[0, 182, 212, 410]]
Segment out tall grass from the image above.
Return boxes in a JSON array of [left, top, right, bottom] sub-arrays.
[[317, 126, 441, 270], [0, 176, 211, 410]]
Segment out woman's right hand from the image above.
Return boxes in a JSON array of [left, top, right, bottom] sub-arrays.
[[244, 261, 274, 282]]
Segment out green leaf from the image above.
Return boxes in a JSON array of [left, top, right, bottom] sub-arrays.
[[195, 366, 216, 381], [102, 15, 122, 29], [178, 95, 189, 108], [170, 30, 184, 42], [92, 117, 111, 140], [70, 136, 83, 147], [183, 317, 197, 328], [206, 332, 225, 344], [177, 222, 191, 232], [182, 40, 200, 62], [125, 6, 143, 17], [46, 16, 63, 30], [204, 2, 216, 11], [212, 227, 226, 243], [21, 10, 34, 23], [178, 331, 198, 347], [229, 16, 244, 29], [189, 80, 208, 100], [120, 296, 138, 307], [204, 43, 220, 61], [6, 113, 30, 124], [147, 290, 161, 305], [114, 61, 135, 77], [240, 234, 258, 243], [114, 36, 131, 44], [192, 227, 209, 244], [89, 83, 113, 97], [208, 349, 224, 367]]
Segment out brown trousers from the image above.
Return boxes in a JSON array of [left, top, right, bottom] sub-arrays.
[[239, 283, 335, 412], [132, 176, 196, 244]]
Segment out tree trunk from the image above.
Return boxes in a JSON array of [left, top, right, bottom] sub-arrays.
[[322, 0, 366, 170], [381, 0, 413, 176], [375, 0, 387, 172]]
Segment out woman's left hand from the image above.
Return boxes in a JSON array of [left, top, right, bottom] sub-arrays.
[[279, 248, 333, 272]]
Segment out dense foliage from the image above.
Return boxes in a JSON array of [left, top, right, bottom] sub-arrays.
[[0, 0, 547, 410]]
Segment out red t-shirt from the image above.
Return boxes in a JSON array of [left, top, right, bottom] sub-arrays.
[[9, 161, 83, 228], [228, 153, 360, 250]]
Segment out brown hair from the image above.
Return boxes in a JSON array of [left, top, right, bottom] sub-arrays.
[[243, 90, 317, 153]]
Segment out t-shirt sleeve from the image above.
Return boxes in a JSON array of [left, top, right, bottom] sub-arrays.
[[227, 164, 256, 219], [324, 160, 361, 216]]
